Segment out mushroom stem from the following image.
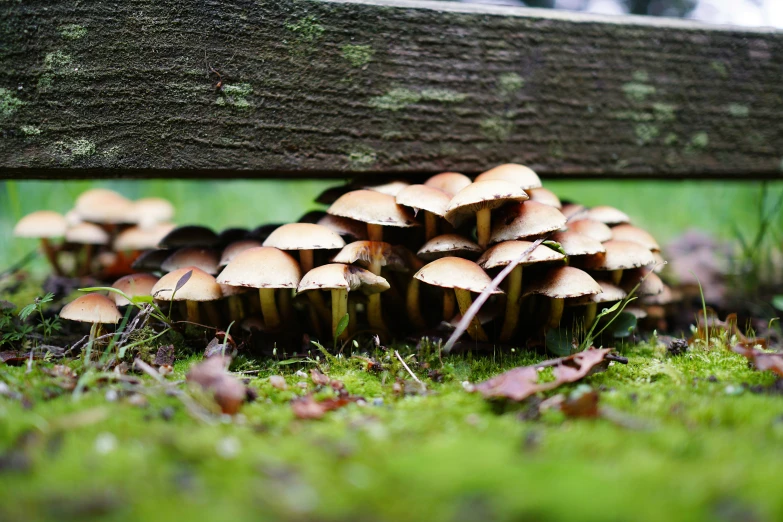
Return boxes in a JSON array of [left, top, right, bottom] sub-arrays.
[[454, 288, 488, 341], [348, 297, 358, 335], [80, 244, 94, 277], [475, 208, 492, 249], [367, 224, 384, 242], [204, 301, 222, 327], [259, 289, 281, 330], [300, 249, 314, 274], [611, 269, 623, 285], [84, 321, 99, 363], [226, 295, 245, 323], [366, 253, 389, 335], [424, 212, 437, 241], [406, 278, 426, 331], [308, 300, 324, 339], [499, 265, 523, 342], [307, 291, 332, 324], [331, 288, 349, 341], [39, 238, 63, 276], [584, 302, 597, 330], [547, 298, 565, 330], [443, 289, 456, 321], [278, 289, 293, 323], [186, 300, 201, 324]]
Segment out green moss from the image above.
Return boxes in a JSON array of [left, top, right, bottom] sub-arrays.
[[51, 138, 96, 161], [480, 117, 513, 141], [20, 125, 40, 136], [726, 104, 749, 118], [664, 133, 679, 146], [710, 60, 729, 78], [341, 44, 374, 67], [652, 103, 676, 122], [216, 83, 253, 109], [632, 70, 650, 83], [420, 89, 466, 103], [58, 24, 87, 40], [622, 82, 656, 103], [0, 88, 23, 119], [635, 124, 660, 145], [347, 146, 376, 166], [43, 50, 72, 70], [685, 131, 710, 154], [369, 88, 421, 111], [498, 72, 524, 96], [285, 15, 324, 42]]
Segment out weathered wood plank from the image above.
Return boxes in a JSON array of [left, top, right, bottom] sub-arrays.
[[0, 0, 782, 179]]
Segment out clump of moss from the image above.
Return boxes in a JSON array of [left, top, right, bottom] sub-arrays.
[[498, 72, 524, 96], [0, 88, 23, 119], [285, 16, 324, 42], [341, 44, 374, 67], [480, 117, 513, 141], [58, 24, 87, 40]]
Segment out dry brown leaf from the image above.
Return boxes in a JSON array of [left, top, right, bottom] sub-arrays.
[[310, 368, 330, 386], [291, 395, 354, 420], [269, 375, 287, 390], [732, 343, 783, 377], [186, 356, 247, 415]]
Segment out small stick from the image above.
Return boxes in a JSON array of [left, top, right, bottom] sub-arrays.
[[394, 350, 421, 383]]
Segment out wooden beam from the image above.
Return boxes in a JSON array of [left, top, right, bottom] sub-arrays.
[[1, 0, 782, 179]]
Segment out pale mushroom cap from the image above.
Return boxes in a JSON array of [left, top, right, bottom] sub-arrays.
[[64, 210, 83, 227], [131, 249, 170, 272], [583, 240, 655, 271], [216, 247, 301, 289], [152, 267, 223, 301], [549, 231, 606, 257], [74, 188, 134, 224], [60, 293, 122, 324], [624, 306, 648, 319], [219, 240, 263, 267], [567, 219, 613, 243], [423, 172, 472, 197], [489, 201, 567, 244], [13, 211, 67, 238], [395, 184, 450, 217], [474, 164, 542, 190], [585, 205, 631, 225], [642, 284, 675, 305], [527, 188, 562, 209], [316, 214, 368, 241], [652, 251, 666, 273], [523, 266, 602, 299], [65, 223, 110, 245], [159, 225, 220, 249], [161, 248, 220, 275], [130, 198, 175, 227], [327, 190, 418, 228], [561, 203, 587, 220], [263, 223, 345, 251], [332, 241, 406, 271], [364, 180, 410, 197], [111, 273, 159, 306], [297, 263, 390, 295], [114, 223, 176, 251], [417, 234, 482, 261], [445, 180, 529, 226], [621, 268, 664, 297], [570, 281, 627, 305], [478, 241, 564, 269], [610, 224, 660, 251], [414, 257, 502, 294]]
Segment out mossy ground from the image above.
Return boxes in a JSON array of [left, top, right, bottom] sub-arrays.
[[2, 335, 783, 522]]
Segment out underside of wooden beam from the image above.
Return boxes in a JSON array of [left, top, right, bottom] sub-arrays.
[[1, 0, 782, 179]]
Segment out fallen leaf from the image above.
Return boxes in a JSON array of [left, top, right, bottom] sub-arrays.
[[153, 345, 175, 366], [269, 375, 287, 390], [186, 356, 247, 415], [310, 368, 330, 386], [291, 395, 354, 420], [560, 387, 600, 418], [732, 344, 783, 378]]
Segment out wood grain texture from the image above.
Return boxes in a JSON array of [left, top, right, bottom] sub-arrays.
[[1, 0, 782, 179]]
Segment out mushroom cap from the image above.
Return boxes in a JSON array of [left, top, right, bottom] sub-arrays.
[[217, 227, 250, 245], [263, 223, 345, 251], [219, 284, 249, 297], [561, 203, 587, 221], [414, 257, 502, 294], [621, 268, 664, 297], [129, 198, 174, 226], [246, 223, 284, 243], [610, 224, 660, 251], [159, 225, 220, 249], [114, 223, 176, 251], [423, 172, 472, 197], [316, 214, 368, 241], [489, 201, 567, 244], [569, 281, 627, 305], [315, 184, 353, 205], [585, 205, 631, 225], [131, 249, 171, 272], [444, 180, 529, 226], [527, 188, 562, 209], [549, 231, 606, 257], [60, 293, 122, 324], [583, 240, 655, 271], [74, 188, 134, 224], [14, 211, 68, 238], [332, 241, 406, 271], [64, 210, 83, 227], [297, 263, 390, 295], [219, 240, 263, 267], [567, 219, 613, 242], [642, 284, 676, 305], [624, 306, 648, 319], [417, 234, 482, 261], [111, 273, 159, 306], [152, 267, 223, 301], [652, 251, 666, 273], [474, 164, 542, 190], [298, 210, 327, 224], [328, 190, 419, 228], [216, 247, 301, 289], [64, 223, 110, 245], [478, 241, 564, 269], [161, 248, 220, 275], [395, 184, 450, 217], [363, 180, 410, 197], [523, 266, 601, 299]]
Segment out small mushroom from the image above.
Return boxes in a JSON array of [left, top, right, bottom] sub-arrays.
[[585, 205, 630, 225], [152, 267, 223, 325], [474, 163, 542, 190], [159, 225, 220, 249], [110, 273, 159, 306], [621, 268, 664, 297], [131, 249, 171, 273], [609, 224, 660, 251], [423, 172, 473, 197], [217, 227, 250, 246], [161, 248, 221, 275], [74, 189, 134, 226], [129, 198, 175, 228], [523, 266, 601, 330], [582, 240, 656, 285], [114, 223, 176, 252], [527, 188, 562, 208], [219, 240, 263, 268], [65, 222, 110, 276], [489, 201, 566, 245], [263, 223, 345, 273], [569, 281, 627, 329], [327, 190, 418, 242], [417, 234, 482, 262], [317, 214, 368, 242], [567, 219, 613, 243], [60, 293, 122, 357], [13, 210, 67, 275], [549, 231, 606, 258], [396, 184, 451, 240]]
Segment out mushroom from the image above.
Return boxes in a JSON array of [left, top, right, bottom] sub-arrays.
[[474, 163, 542, 190], [110, 273, 159, 307], [417, 234, 482, 262], [567, 219, 613, 243], [74, 188, 134, 226], [478, 241, 565, 341], [317, 214, 368, 242], [112, 223, 177, 276], [549, 231, 606, 259], [620, 268, 664, 298], [161, 248, 221, 275], [129, 198, 175, 228], [523, 266, 601, 330], [131, 249, 171, 273], [65, 222, 110, 276], [298, 210, 327, 224], [219, 240, 263, 268], [217, 227, 250, 246], [298, 264, 390, 341], [585, 205, 630, 225], [414, 257, 502, 341], [152, 267, 223, 324], [489, 201, 566, 245], [159, 225, 220, 249], [610, 224, 660, 251], [527, 188, 562, 208], [561, 203, 587, 221], [13, 210, 67, 275], [445, 180, 529, 249], [396, 184, 451, 241], [263, 223, 345, 273], [363, 180, 410, 196], [60, 293, 122, 358], [219, 284, 250, 324], [582, 240, 655, 285], [216, 247, 301, 331], [569, 281, 627, 329], [326, 190, 418, 241], [423, 172, 472, 197]]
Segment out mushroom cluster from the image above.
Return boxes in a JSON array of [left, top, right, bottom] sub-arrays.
[[27, 166, 677, 344]]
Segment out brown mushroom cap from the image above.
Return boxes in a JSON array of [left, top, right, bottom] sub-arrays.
[[585, 205, 631, 225], [111, 273, 159, 306], [219, 240, 263, 267], [131, 249, 171, 272], [263, 223, 345, 251], [549, 231, 606, 257], [474, 164, 542, 190], [414, 257, 502, 294], [161, 248, 220, 275], [489, 201, 567, 244], [216, 247, 301, 289], [327, 190, 418, 228], [297, 264, 390, 295], [114, 223, 176, 251], [561, 203, 587, 221], [610, 224, 660, 251], [159, 225, 220, 249], [65, 223, 110, 245], [642, 284, 676, 305], [152, 267, 223, 301], [527, 188, 562, 209], [652, 251, 666, 273], [332, 241, 406, 271], [567, 219, 613, 243], [444, 180, 529, 227], [621, 268, 664, 297], [523, 266, 601, 299], [417, 234, 482, 261], [60, 293, 122, 324], [130, 198, 175, 227], [74, 188, 134, 224], [395, 184, 450, 217], [316, 214, 368, 241], [13, 211, 68, 238], [478, 241, 564, 269], [570, 281, 626, 305], [423, 172, 472, 197], [583, 240, 655, 271], [363, 180, 410, 197]]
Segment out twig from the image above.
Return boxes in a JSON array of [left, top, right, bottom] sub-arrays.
[[394, 350, 421, 383]]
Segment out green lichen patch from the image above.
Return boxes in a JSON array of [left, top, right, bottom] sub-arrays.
[[216, 83, 253, 109], [0, 88, 23, 119], [421, 89, 466, 103], [285, 16, 324, 42], [710, 60, 729, 78], [51, 138, 96, 162], [369, 88, 421, 111], [480, 117, 513, 142], [347, 146, 377, 166], [43, 50, 73, 70], [498, 72, 524, 96], [58, 24, 87, 40], [685, 132, 709, 154], [726, 104, 750, 118], [20, 125, 41, 136], [652, 103, 677, 122], [664, 133, 679, 146], [632, 70, 650, 83], [341, 44, 374, 67], [622, 82, 656, 103], [635, 123, 660, 145]]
